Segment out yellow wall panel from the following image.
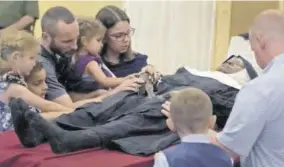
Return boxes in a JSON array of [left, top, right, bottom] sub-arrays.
[[280, 0, 284, 11], [211, 1, 232, 69], [230, 1, 279, 37], [211, 1, 281, 69], [35, 1, 123, 37]]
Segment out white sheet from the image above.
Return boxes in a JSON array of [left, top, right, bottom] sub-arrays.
[[184, 67, 242, 90]]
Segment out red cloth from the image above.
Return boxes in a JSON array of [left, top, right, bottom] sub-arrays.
[[0, 131, 153, 167]]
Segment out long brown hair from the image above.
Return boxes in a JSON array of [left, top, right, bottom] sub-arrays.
[[96, 5, 135, 62]]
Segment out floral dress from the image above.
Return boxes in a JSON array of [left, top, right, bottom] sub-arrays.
[[0, 81, 13, 132], [0, 72, 40, 132]]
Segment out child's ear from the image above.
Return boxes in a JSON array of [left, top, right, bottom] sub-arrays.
[[166, 118, 176, 132], [11, 51, 21, 61], [81, 36, 88, 47], [209, 115, 217, 130]]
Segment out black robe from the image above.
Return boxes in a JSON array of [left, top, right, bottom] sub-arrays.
[[55, 67, 239, 156]]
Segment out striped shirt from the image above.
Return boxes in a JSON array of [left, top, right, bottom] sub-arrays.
[[217, 54, 284, 167]]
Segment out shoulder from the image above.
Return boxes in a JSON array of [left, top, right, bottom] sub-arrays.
[[5, 83, 28, 99], [128, 52, 148, 67], [77, 55, 97, 62], [134, 52, 148, 60], [75, 56, 99, 74], [162, 144, 181, 157], [241, 68, 284, 99], [7, 83, 27, 94], [38, 55, 55, 70]]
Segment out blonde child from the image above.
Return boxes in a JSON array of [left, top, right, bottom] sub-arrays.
[[154, 88, 232, 167], [0, 29, 73, 132]]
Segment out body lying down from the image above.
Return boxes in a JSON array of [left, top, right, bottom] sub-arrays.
[[10, 56, 257, 156]]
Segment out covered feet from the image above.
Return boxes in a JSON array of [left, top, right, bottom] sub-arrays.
[[10, 98, 45, 147]]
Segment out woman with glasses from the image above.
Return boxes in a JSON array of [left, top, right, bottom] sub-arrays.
[[96, 6, 160, 79]]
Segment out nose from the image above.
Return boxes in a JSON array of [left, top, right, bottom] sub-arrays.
[[123, 34, 131, 43], [32, 60, 36, 67], [43, 81, 48, 90], [71, 39, 78, 50]]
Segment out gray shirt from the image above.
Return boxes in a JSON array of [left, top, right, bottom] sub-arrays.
[[39, 54, 67, 100], [217, 54, 284, 167]]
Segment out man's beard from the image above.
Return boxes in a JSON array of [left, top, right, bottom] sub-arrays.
[[50, 39, 76, 58]]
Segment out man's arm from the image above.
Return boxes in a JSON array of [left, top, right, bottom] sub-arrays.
[[40, 58, 74, 108], [212, 86, 269, 159], [3, 1, 39, 31], [209, 129, 240, 160]]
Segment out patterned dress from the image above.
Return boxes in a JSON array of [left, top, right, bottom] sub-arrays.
[[0, 72, 40, 132], [0, 81, 13, 132]]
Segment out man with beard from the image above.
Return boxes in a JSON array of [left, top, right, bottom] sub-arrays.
[[39, 7, 142, 108]]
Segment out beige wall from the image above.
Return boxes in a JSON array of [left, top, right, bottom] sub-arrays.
[[34, 1, 282, 69], [34, 1, 122, 37]]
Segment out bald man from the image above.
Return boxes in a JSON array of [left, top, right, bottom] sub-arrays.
[[161, 10, 284, 167]]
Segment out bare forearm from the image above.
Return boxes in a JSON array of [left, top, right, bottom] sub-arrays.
[[99, 77, 126, 88], [41, 103, 73, 113], [5, 15, 35, 30], [69, 90, 107, 102]]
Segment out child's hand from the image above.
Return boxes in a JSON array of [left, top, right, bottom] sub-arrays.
[[116, 77, 145, 92], [161, 101, 175, 131], [161, 101, 171, 118]]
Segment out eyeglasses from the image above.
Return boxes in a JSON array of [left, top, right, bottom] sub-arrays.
[[109, 28, 135, 42]]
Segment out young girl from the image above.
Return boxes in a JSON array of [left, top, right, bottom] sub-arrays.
[[74, 18, 134, 91], [25, 62, 48, 100], [24, 61, 74, 120], [96, 5, 160, 80], [0, 29, 73, 132]]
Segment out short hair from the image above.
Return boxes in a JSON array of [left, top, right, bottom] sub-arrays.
[[250, 9, 284, 41], [77, 17, 106, 50], [25, 61, 44, 82], [41, 6, 75, 36], [170, 87, 213, 134]]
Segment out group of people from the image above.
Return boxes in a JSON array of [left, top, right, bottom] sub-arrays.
[[0, 3, 283, 167], [0, 5, 160, 128]]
